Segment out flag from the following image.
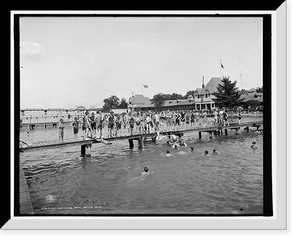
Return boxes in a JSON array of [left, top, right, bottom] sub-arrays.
[[143, 84, 148, 88], [220, 62, 224, 69]]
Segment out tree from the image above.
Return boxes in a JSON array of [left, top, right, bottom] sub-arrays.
[[119, 98, 128, 109], [170, 93, 184, 100], [243, 100, 261, 110], [102, 95, 120, 112], [183, 90, 195, 99], [255, 86, 263, 93], [212, 76, 244, 109], [152, 93, 165, 111]]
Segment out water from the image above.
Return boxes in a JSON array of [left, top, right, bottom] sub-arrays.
[[20, 118, 263, 215]]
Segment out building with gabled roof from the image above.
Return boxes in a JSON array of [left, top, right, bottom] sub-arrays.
[[128, 77, 224, 111], [193, 77, 222, 111], [128, 94, 154, 110]]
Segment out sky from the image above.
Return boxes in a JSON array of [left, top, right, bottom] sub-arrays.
[[19, 16, 262, 109]]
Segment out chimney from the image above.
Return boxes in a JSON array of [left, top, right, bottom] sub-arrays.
[[202, 76, 205, 88], [132, 92, 134, 97]]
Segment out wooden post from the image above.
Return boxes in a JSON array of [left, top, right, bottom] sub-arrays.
[[129, 139, 134, 149], [199, 131, 202, 140], [81, 145, 86, 156], [138, 138, 143, 150]]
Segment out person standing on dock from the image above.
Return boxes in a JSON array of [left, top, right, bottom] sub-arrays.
[[58, 118, 65, 142], [129, 114, 135, 136], [107, 111, 115, 138], [95, 111, 105, 139], [82, 111, 92, 139], [238, 110, 242, 124], [71, 116, 80, 139], [115, 114, 122, 137]]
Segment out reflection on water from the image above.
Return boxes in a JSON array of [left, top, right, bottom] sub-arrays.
[[20, 122, 263, 215]]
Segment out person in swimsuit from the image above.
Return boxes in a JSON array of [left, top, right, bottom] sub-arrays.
[[128, 114, 135, 135], [251, 141, 258, 149], [165, 150, 174, 157], [203, 150, 209, 156], [107, 111, 115, 138], [212, 149, 219, 155], [95, 111, 101, 139], [71, 116, 80, 139], [238, 111, 242, 124], [145, 114, 152, 133], [135, 113, 142, 134], [114, 114, 122, 137], [58, 118, 65, 142], [141, 167, 149, 175]]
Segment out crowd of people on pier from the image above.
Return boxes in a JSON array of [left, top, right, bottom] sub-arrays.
[[59, 108, 243, 140]]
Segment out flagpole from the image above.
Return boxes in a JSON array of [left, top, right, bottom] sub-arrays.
[[220, 60, 222, 79]]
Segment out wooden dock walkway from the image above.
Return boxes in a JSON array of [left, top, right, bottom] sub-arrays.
[[19, 164, 34, 214], [19, 120, 263, 155]]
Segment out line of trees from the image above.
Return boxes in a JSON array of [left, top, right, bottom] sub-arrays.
[[102, 95, 128, 112], [102, 90, 196, 112]]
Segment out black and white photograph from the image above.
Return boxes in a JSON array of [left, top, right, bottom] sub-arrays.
[[17, 13, 268, 217]]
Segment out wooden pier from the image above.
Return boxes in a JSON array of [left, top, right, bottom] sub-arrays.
[[19, 121, 263, 156], [19, 164, 34, 214]]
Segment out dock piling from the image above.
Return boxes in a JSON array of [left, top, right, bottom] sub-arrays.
[[129, 139, 134, 149], [138, 137, 143, 150], [81, 145, 86, 156]]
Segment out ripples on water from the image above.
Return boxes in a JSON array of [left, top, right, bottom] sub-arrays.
[[20, 124, 263, 215]]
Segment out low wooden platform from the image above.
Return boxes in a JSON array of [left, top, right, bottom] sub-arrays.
[[19, 120, 263, 153]]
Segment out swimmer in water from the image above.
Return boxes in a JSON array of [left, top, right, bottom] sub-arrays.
[[179, 138, 187, 147], [251, 141, 258, 149], [212, 149, 219, 155], [165, 150, 174, 157], [128, 167, 151, 184], [171, 143, 179, 149], [190, 146, 194, 152], [203, 150, 209, 156], [141, 167, 149, 175]]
